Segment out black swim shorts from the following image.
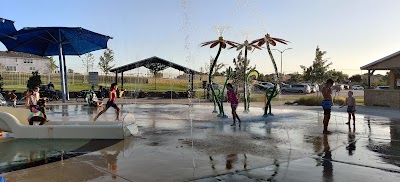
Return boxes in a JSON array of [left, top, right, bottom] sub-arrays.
[[106, 101, 118, 109], [29, 116, 46, 125]]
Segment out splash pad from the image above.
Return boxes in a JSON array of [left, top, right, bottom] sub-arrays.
[[201, 32, 289, 117]]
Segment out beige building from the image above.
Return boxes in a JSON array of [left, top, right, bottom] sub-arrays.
[[0, 51, 50, 74], [361, 50, 400, 107]]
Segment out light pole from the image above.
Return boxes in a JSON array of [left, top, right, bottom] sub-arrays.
[[272, 48, 293, 77]]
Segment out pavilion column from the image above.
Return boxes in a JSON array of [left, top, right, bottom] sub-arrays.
[[368, 70, 375, 89], [389, 69, 396, 90], [121, 72, 124, 89], [368, 70, 371, 89], [115, 72, 118, 85], [190, 73, 194, 92]]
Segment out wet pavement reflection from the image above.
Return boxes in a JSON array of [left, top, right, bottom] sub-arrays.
[[1, 104, 400, 181]]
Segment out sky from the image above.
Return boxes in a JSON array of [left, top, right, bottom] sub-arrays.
[[2, 0, 400, 77]]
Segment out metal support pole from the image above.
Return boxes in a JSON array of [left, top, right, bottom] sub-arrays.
[[58, 44, 66, 103], [62, 55, 70, 100], [280, 52, 283, 77], [272, 48, 292, 81], [244, 48, 248, 112]]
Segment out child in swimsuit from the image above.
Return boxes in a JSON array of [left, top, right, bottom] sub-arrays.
[[342, 91, 356, 125], [28, 105, 46, 125], [322, 79, 334, 134], [227, 83, 241, 127], [94, 83, 120, 121]]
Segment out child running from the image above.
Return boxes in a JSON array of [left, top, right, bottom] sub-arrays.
[[342, 91, 356, 125], [227, 83, 241, 127], [94, 83, 120, 121]]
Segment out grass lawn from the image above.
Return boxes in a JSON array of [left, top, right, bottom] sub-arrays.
[[354, 96, 364, 106], [3, 83, 365, 106]]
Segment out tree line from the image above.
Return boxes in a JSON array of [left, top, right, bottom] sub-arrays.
[[201, 46, 389, 87]]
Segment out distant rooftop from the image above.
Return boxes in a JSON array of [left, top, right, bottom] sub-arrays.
[[0, 51, 49, 59], [110, 56, 200, 74], [360, 50, 400, 70]]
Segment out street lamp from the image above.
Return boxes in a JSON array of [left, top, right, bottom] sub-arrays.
[[272, 48, 293, 77]]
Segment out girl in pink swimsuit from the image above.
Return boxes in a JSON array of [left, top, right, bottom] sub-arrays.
[[94, 83, 120, 121], [227, 83, 241, 126]]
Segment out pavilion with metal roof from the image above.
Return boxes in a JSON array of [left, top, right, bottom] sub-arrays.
[[361, 50, 400, 89], [360, 50, 400, 107], [110, 56, 200, 91]]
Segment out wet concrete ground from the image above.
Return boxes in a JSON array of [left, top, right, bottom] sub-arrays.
[[1, 103, 400, 181]]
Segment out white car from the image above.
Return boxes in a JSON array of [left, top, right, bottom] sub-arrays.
[[0, 93, 6, 106], [257, 82, 275, 89], [282, 84, 311, 94], [333, 84, 345, 91], [352, 85, 364, 90], [375, 86, 389, 90], [310, 84, 319, 93]]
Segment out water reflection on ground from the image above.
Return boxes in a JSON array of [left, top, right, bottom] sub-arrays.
[[1, 104, 400, 181]]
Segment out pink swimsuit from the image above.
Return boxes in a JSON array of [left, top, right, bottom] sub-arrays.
[[227, 90, 238, 105]]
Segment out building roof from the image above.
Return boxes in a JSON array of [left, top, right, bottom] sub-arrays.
[[360, 50, 400, 70], [110, 56, 200, 74], [0, 51, 49, 59]]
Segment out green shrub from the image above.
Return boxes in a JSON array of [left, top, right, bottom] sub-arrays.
[[334, 97, 346, 105], [26, 71, 42, 90], [296, 96, 345, 106]]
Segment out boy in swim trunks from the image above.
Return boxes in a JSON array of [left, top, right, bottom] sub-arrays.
[[94, 83, 120, 121], [342, 91, 356, 125], [322, 79, 334, 134], [227, 83, 241, 127]]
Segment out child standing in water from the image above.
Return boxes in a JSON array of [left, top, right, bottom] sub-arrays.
[[322, 79, 334, 134], [342, 91, 356, 125], [94, 83, 120, 121], [227, 83, 241, 127]]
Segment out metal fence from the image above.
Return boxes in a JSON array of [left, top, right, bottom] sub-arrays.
[[0, 72, 148, 86], [0, 72, 227, 86]]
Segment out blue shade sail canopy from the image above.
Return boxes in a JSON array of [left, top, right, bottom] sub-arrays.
[[0, 18, 17, 40], [1, 27, 112, 56], [0, 26, 112, 103]]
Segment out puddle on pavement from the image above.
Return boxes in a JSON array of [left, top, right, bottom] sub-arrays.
[[1, 103, 400, 181]]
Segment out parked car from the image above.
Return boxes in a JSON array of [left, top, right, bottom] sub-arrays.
[[310, 84, 319, 93], [344, 84, 350, 90], [0, 93, 7, 106], [211, 83, 221, 89], [281, 84, 290, 88], [282, 84, 311, 94], [257, 82, 275, 89], [333, 84, 345, 91], [375, 86, 389, 90], [352, 85, 364, 90]]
